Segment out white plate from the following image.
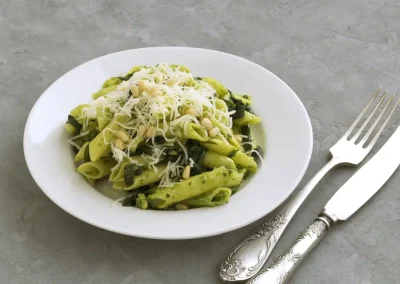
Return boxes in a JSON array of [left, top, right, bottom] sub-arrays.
[[24, 47, 312, 239]]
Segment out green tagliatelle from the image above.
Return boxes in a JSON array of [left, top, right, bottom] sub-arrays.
[[65, 63, 263, 210]]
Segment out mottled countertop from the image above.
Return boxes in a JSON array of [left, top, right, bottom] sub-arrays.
[[1, 1, 400, 283]]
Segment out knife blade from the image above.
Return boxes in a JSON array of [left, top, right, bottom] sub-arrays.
[[324, 125, 400, 221], [246, 125, 400, 284]]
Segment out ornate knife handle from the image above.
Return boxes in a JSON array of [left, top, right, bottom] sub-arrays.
[[246, 215, 333, 284], [220, 158, 342, 282], [220, 207, 290, 282]]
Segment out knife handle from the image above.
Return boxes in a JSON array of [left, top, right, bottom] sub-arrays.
[[246, 215, 334, 284], [220, 158, 342, 282]]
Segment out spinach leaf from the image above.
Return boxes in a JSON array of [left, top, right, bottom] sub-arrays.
[[240, 125, 253, 151], [117, 73, 133, 81], [227, 96, 246, 119], [86, 129, 99, 141], [251, 146, 263, 162], [227, 150, 238, 158], [137, 185, 151, 192], [122, 194, 137, 207], [183, 141, 207, 177], [122, 185, 152, 207], [124, 164, 143, 187], [240, 125, 251, 136], [134, 145, 152, 155], [245, 105, 254, 114], [190, 162, 207, 176], [185, 141, 207, 176], [224, 98, 236, 109], [154, 136, 166, 145], [243, 142, 252, 152], [125, 185, 151, 194], [186, 141, 206, 163], [67, 115, 82, 133], [84, 145, 91, 162], [165, 149, 181, 162], [231, 100, 246, 119], [74, 129, 100, 147]]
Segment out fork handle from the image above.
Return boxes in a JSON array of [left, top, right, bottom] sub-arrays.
[[245, 215, 334, 284], [219, 157, 342, 282]]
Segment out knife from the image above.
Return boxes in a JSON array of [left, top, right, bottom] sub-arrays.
[[246, 125, 400, 284]]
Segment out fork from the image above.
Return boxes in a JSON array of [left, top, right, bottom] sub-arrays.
[[220, 88, 398, 282]]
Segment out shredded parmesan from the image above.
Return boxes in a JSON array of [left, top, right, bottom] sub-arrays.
[[67, 139, 82, 150], [111, 143, 128, 163], [176, 139, 188, 162], [70, 130, 90, 141], [79, 64, 229, 150], [158, 156, 183, 187], [73, 63, 260, 189]]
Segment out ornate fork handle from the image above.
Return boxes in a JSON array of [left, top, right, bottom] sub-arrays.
[[220, 157, 342, 282], [247, 216, 332, 284]]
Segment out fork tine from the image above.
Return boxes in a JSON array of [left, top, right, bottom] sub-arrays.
[[363, 95, 400, 149], [359, 94, 394, 145], [350, 90, 387, 142], [343, 88, 381, 139]]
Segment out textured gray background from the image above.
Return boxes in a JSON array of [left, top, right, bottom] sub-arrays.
[[1, 0, 400, 283]]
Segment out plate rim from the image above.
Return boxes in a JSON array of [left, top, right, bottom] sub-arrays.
[[23, 46, 313, 239]]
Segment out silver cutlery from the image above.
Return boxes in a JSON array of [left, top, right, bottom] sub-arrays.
[[246, 122, 400, 284], [220, 89, 399, 282]]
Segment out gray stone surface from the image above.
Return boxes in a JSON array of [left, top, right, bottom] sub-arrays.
[[1, 0, 400, 283]]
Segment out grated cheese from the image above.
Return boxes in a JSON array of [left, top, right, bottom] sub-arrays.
[[80, 64, 228, 147], [70, 130, 90, 141], [176, 139, 188, 162], [158, 156, 183, 187], [77, 64, 247, 186], [67, 139, 82, 150], [111, 143, 128, 163]]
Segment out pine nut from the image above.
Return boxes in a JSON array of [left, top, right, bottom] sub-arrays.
[[182, 165, 191, 179], [137, 125, 147, 138], [185, 108, 198, 117], [116, 130, 129, 143], [234, 134, 242, 143], [114, 138, 125, 150], [209, 127, 220, 138], [146, 126, 156, 138], [201, 118, 213, 131], [176, 203, 188, 210], [148, 85, 162, 97], [138, 80, 148, 91], [130, 84, 139, 97], [148, 85, 160, 94], [166, 76, 178, 86], [152, 90, 163, 97]]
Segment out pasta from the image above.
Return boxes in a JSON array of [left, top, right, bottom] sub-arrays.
[[202, 151, 237, 170], [147, 167, 244, 209], [65, 63, 263, 210], [77, 158, 116, 180], [182, 187, 232, 207]]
